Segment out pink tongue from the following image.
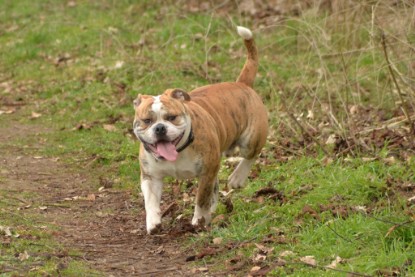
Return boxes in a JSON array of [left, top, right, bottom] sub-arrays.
[[156, 141, 178, 161]]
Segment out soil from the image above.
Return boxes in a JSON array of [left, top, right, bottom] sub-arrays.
[[0, 119, 194, 276]]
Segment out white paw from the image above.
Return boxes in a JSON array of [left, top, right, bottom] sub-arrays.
[[228, 170, 248, 189], [146, 215, 162, 235], [192, 206, 211, 226], [227, 158, 254, 189]]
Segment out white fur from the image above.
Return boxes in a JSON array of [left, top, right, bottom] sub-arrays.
[[151, 95, 162, 113], [228, 158, 255, 189], [192, 205, 211, 226], [142, 147, 199, 179], [141, 178, 163, 234], [237, 26, 252, 40]]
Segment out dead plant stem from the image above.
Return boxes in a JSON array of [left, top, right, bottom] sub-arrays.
[[380, 31, 414, 135]]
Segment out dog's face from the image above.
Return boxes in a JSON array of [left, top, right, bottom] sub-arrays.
[[133, 89, 191, 162]]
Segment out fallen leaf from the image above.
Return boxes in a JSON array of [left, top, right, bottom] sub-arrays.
[[407, 195, 415, 205], [349, 105, 359, 115], [103, 124, 117, 132], [279, 250, 295, 257], [325, 256, 344, 269], [0, 226, 12, 237], [73, 123, 92, 130], [30, 112, 42, 119], [383, 156, 396, 165], [182, 193, 191, 202], [86, 194, 96, 201], [255, 243, 274, 254], [0, 108, 16, 115], [253, 253, 267, 262], [212, 237, 223, 244], [250, 266, 261, 272], [300, 255, 317, 266], [39, 206, 48, 210], [114, 61, 124, 69], [211, 214, 227, 226], [325, 134, 337, 145], [196, 267, 208, 272], [220, 189, 234, 197], [18, 251, 30, 261]]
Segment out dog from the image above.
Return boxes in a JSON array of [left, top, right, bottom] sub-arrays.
[[133, 26, 268, 234]]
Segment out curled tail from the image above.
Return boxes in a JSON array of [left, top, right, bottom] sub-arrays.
[[236, 26, 258, 88]]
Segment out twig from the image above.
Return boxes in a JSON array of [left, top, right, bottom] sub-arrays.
[[380, 30, 414, 135], [279, 92, 330, 156], [357, 114, 415, 135], [326, 224, 353, 243], [385, 220, 415, 238]]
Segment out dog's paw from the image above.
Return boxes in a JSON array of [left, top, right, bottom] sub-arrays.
[[147, 223, 162, 235], [228, 158, 254, 189], [192, 206, 211, 227], [228, 172, 247, 189]]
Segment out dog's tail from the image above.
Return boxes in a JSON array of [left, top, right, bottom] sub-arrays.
[[236, 26, 258, 88]]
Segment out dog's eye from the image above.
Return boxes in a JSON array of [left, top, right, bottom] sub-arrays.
[[166, 115, 177, 121], [142, 119, 152, 124]]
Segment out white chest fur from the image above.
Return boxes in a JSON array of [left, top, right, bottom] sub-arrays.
[[143, 150, 201, 179]]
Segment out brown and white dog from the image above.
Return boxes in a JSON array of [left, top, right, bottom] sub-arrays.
[[133, 26, 268, 234]]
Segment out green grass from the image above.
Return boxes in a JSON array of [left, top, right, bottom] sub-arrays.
[[0, 191, 97, 276], [1, 0, 415, 275]]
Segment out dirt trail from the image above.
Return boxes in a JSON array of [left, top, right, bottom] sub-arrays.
[[0, 119, 192, 276]]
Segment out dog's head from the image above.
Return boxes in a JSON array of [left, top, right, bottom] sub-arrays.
[[133, 89, 191, 162]]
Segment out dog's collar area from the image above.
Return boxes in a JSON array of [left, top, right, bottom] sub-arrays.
[[176, 128, 194, 153]]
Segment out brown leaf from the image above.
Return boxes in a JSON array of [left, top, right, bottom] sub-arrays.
[[325, 256, 344, 269], [103, 124, 117, 132], [249, 265, 273, 276], [73, 123, 92, 130], [254, 243, 274, 254], [279, 250, 295, 257], [86, 194, 96, 201], [212, 237, 223, 244], [30, 112, 42, 119], [299, 205, 321, 220], [18, 251, 30, 261], [300, 255, 317, 266]]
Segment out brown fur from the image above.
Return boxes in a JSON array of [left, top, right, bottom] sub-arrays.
[[134, 27, 268, 232]]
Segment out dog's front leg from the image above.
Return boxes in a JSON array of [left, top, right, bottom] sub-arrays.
[[192, 169, 219, 226], [141, 176, 163, 234]]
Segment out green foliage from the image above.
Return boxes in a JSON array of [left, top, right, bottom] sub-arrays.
[[1, 0, 414, 275]]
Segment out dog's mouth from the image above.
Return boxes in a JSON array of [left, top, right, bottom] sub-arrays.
[[143, 132, 184, 162]]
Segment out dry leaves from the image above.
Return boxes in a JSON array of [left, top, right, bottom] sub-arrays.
[[103, 124, 117, 132], [18, 250, 30, 261], [300, 255, 317, 266], [325, 256, 344, 269], [30, 112, 42, 119]]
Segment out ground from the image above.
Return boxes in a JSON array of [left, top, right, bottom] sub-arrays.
[[1, 1, 415, 276], [0, 118, 192, 275]]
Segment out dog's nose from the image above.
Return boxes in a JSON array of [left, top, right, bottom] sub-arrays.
[[154, 124, 167, 136]]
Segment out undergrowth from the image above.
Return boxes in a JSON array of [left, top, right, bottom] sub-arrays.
[[1, 0, 414, 275]]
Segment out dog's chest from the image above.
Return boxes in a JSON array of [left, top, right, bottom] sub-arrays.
[[146, 152, 202, 179]]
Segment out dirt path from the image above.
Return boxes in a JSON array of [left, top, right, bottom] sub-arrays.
[[0, 119, 193, 276]]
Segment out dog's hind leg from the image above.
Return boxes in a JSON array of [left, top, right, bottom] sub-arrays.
[[227, 127, 266, 189], [228, 158, 255, 189]]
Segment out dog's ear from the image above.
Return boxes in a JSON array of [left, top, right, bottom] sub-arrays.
[[165, 89, 191, 102], [133, 94, 152, 108], [133, 94, 142, 108]]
